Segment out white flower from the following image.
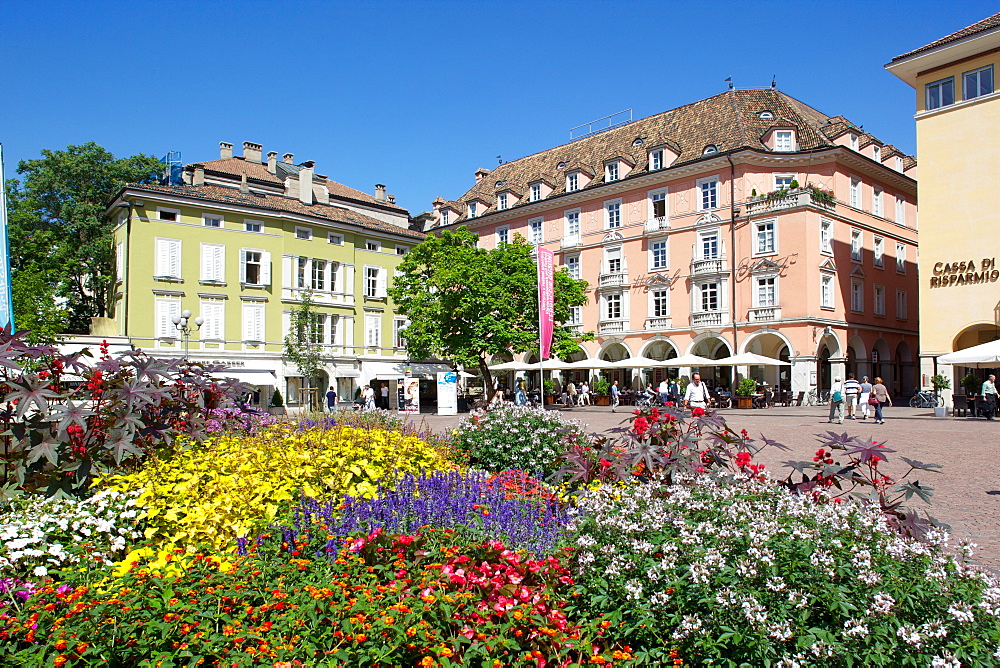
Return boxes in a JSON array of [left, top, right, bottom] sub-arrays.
[[33, 565, 47, 577]]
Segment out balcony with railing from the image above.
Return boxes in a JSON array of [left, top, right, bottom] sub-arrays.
[[690, 238, 727, 276], [561, 233, 580, 249], [644, 316, 672, 330], [690, 310, 726, 329], [598, 270, 629, 288], [644, 216, 669, 234], [566, 323, 584, 335], [748, 306, 782, 322], [598, 319, 627, 335], [744, 186, 836, 217]]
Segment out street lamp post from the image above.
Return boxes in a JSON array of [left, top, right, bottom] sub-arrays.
[[171, 309, 203, 358]]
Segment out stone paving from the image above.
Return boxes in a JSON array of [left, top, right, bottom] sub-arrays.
[[405, 404, 1000, 570]]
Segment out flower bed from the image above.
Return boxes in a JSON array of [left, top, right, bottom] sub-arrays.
[[453, 404, 587, 474], [103, 424, 448, 551]]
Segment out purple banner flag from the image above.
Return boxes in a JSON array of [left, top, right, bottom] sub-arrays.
[[537, 247, 554, 360]]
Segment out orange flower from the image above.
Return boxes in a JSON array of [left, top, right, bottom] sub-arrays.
[[76, 642, 89, 654], [420, 657, 435, 667], [54, 656, 68, 667]]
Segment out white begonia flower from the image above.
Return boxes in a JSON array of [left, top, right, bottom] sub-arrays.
[[33, 565, 47, 577]]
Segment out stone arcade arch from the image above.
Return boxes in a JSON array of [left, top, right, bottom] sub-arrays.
[[599, 341, 634, 388], [740, 330, 793, 389], [640, 338, 680, 386], [689, 334, 734, 390]]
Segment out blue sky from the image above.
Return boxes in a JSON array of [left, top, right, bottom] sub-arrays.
[[4, 0, 999, 214]]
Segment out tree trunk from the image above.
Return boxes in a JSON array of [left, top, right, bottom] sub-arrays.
[[478, 357, 496, 401]]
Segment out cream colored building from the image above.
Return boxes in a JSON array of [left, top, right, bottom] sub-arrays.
[[887, 13, 1000, 395]]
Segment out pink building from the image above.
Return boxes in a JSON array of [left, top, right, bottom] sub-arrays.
[[430, 89, 919, 398]]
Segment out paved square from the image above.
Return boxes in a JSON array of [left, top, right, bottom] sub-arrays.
[[408, 404, 1000, 570]]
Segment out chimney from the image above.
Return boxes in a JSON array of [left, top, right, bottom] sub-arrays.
[[182, 167, 192, 185], [192, 163, 205, 186], [315, 182, 330, 205], [220, 142, 233, 159], [299, 161, 315, 205], [387, 194, 396, 204], [266, 151, 278, 174], [243, 142, 262, 164], [283, 153, 295, 164], [374, 184, 387, 202], [474, 167, 490, 183], [240, 173, 249, 194], [432, 196, 444, 211]]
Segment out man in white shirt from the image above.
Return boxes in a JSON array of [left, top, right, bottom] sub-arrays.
[[683, 373, 712, 409], [658, 379, 670, 404], [579, 382, 590, 406], [842, 373, 861, 419]]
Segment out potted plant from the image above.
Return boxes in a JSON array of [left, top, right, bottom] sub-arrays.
[[930, 374, 950, 417], [543, 379, 560, 404], [961, 373, 981, 415], [735, 377, 758, 409], [592, 378, 611, 406], [268, 388, 286, 416]]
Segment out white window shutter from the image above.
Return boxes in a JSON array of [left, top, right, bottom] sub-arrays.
[[376, 268, 388, 298], [282, 311, 290, 339], [213, 245, 224, 282], [239, 249, 248, 284], [282, 256, 293, 289], [169, 240, 181, 278], [155, 239, 168, 276], [344, 264, 355, 295], [260, 252, 272, 285], [201, 244, 212, 281], [243, 305, 254, 341]]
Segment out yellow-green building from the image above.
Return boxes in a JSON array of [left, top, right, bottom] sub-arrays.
[[886, 13, 1000, 393], [107, 141, 432, 408]]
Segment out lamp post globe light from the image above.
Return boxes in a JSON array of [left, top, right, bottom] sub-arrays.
[[171, 309, 203, 358]]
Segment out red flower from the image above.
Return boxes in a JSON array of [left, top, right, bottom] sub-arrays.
[[734, 452, 752, 468], [632, 417, 650, 436], [691, 406, 705, 417]]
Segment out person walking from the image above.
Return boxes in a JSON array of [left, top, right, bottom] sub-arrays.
[[683, 373, 712, 411], [326, 385, 338, 412], [843, 373, 861, 419], [610, 380, 620, 413], [858, 376, 873, 420], [579, 381, 591, 406], [363, 384, 376, 411], [981, 374, 998, 420], [668, 379, 681, 405], [567, 381, 577, 407], [658, 379, 670, 405], [828, 376, 845, 424], [515, 380, 527, 406], [872, 376, 891, 424], [380, 383, 390, 410]]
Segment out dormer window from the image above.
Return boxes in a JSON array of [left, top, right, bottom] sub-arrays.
[[606, 162, 619, 182], [850, 134, 859, 151], [895, 156, 904, 172], [632, 137, 644, 147], [649, 149, 664, 171], [702, 145, 719, 156], [557, 161, 568, 169], [494, 180, 506, 189], [775, 130, 794, 152], [758, 111, 774, 120], [498, 193, 508, 210], [567, 173, 579, 192], [530, 183, 542, 202], [873, 145, 881, 162], [440, 209, 450, 226], [468, 202, 478, 218]]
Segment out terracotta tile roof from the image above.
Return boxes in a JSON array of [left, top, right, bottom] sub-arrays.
[[891, 13, 1000, 62], [199, 157, 282, 185], [121, 183, 425, 239], [444, 89, 911, 223], [189, 157, 407, 212], [324, 180, 407, 212]]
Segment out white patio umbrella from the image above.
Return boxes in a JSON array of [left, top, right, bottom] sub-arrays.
[[488, 360, 537, 371], [665, 354, 718, 367], [937, 340, 1000, 368], [538, 358, 575, 370], [610, 356, 679, 368], [713, 352, 791, 366], [564, 358, 618, 370]]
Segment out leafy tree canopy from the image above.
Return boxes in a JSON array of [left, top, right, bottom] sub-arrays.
[[388, 227, 591, 396], [7, 142, 162, 332]]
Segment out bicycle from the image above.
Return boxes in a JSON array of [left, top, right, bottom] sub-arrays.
[[635, 395, 663, 410], [909, 388, 944, 408], [805, 388, 830, 406]]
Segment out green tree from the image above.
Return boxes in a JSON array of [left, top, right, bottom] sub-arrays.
[[8, 142, 162, 332], [283, 289, 323, 409], [389, 227, 590, 398], [11, 267, 68, 345]]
